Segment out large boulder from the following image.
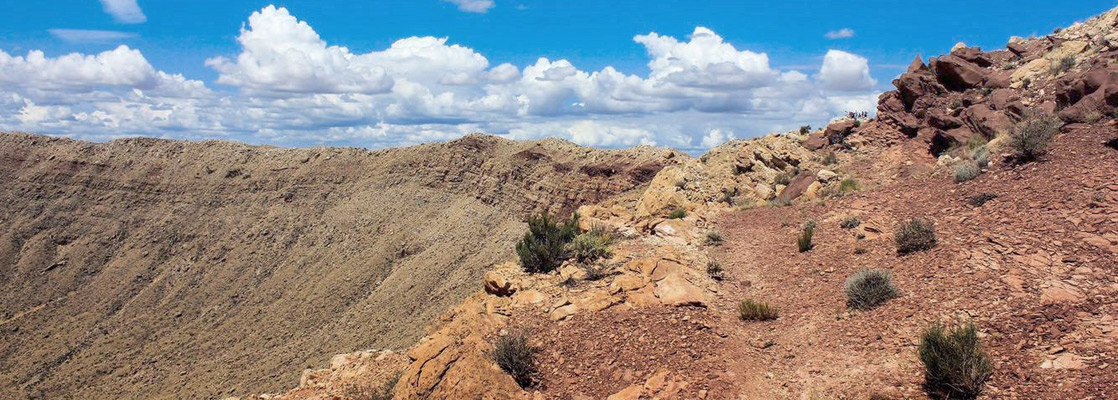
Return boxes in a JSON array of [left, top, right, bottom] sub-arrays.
[[822, 120, 858, 144], [776, 172, 817, 203], [933, 54, 989, 91], [964, 104, 1014, 138]]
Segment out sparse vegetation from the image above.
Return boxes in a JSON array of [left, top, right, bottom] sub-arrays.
[[839, 178, 860, 194], [1049, 55, 1076, 75], [822, 151, 838, 165], [774, 172, 793, 186], [340, 372, 400, 400], [516, 213, 579, 274], [719, 190, 735, 205], [492, 331, 540, 388], [1008, 111, 1062, 163], [853, 246, 868, 255], [895, 219, 937, 254], [674, 180, 687, 189], [967, 193, 998, 207], [800, 125, 812, 135], [704, 230, 724, 246], [567, 229, 614, 263], [738, 299, 779, 321], [797, 221, 816, 253], [767, 198, 792, 207], [844, 269, 900, 310], [840, 217, 861, 229], [706, 261, 724, 281], [582, 262, 612, 281], [918, 322, 993, 399], [667, 208, 687, 219], [1106, 137, 1118, 150], [954, 161, 980, 183]]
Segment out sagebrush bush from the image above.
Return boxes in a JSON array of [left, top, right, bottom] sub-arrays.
[[738, 299, 779, 321], [1008, 112, 1062, 163], [844, 269, 900, 310], [774, 172, 793, 186], [840, 217, 861, 229], [567, 230, 614, 263], [340, 372, 400, 400], [704, 230, 724, 246], [1049, 55, 1075, 75], [667, 208, 687, 219], [895, 219, 937, 254], [797, 222, 815, 252], [492, 331, 540, 388], [954, 162, 980, 183], [706, 261, 724, 280], [822, 151, 838, 165], [919, 322, 993, 399], [839, 178, 859, 194], [516, 213, 578, 274]]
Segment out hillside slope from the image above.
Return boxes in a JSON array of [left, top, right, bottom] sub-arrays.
[[0, 133, 678, 399]]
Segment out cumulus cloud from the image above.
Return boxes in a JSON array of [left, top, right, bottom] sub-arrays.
[[443, 0, 495, 13], [1, 5, 882, 153], [817, 50, 877, 91], [48, 29, 137, 43], [824, 28, 855, 40], [99, 0, 146, 24]]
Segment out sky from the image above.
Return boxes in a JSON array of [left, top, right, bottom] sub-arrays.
[[0, 1, 1112, 152]]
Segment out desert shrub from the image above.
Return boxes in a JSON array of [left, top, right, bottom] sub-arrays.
[[840, 217, 861, 229], [719, 191, 735, 205], [1106, 137, 1118, 150], [797, 222, 815, 253], [704, 230, 724, 246], [1049, 55, 1075, 75], [567, 230, 614, 263], [822, 151, 838, 165], [492, 331, 540, 388], [738, 299, 779, 321], [767, 198, 792, 207], [918, 322, 993, 399], [340, 372, 400, 400], [800, 125, 811, 135], [774, 172, 793, 186], [582, 263, 612, 281], [1008, 112, 1062, 163], [706, 261, 724, 280], [839, 178, 860, 194], [954, 162, 980, 183], [853, 247, 868, 255], [967, 193, 998, 207], [895, 219, 937, 254], [844, 269, 900, 310], [516, 213, 578, 274], [667, 208, 687, 219]]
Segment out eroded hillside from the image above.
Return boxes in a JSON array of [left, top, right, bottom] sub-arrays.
[[0, 133, 678, 399]]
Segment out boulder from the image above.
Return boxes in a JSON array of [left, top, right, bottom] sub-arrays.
[[801, 132, 827, 150], [952, 46, 993, 67], [964, 104, 1013, 138], [653, 274, 706, 306], [933, 55, 988, 91], [776, 172, 817, 202], [815, 169, 838, 182], [1010, 59, 1052, 86]]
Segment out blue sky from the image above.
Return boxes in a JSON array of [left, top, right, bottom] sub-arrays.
[[0, 1, 1113, 151]]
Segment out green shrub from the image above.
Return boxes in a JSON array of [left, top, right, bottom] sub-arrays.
[[706, 261, 724, 280], [567, 231, 614, 263], [582, 263, 611, 281], [1008, 112, 1062, 163], [967, 193, 998, 207], [800, 125, 811, 135], [667, 208, 687, 219], [340, 371, 400, 400], [738, 299, 779, 321], [919, 322, 993, 399], [895, 219, 937, 254], [840, 217, 861, 229], [954, 161, 980, 183], [844, 269, 900, 310], [797, 222, 815, 253], [516, 213, 578, 274], [704, 230, 723, 246], [839, 178, 860, 194], [774, 172, 793, 186], [492, 331, 539, 388]]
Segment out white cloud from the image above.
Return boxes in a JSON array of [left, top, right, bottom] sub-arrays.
[[48, 29, 137, 43], [817, 50, 877, 91], [0, 5, 882, 153], [99, 0, 146, 24], [443, 0, 495, 13], [824, 28, 855, 40]]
